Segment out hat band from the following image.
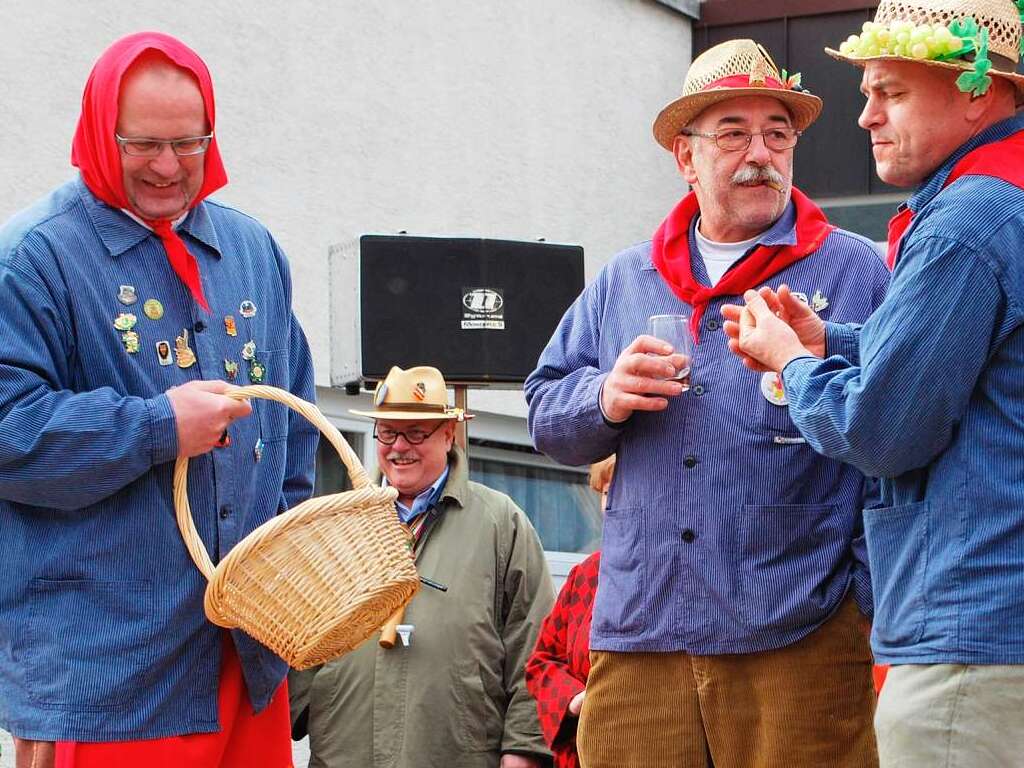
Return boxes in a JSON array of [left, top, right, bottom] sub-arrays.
[[375, 401, 448, 413], [701, 74, 788, 92]]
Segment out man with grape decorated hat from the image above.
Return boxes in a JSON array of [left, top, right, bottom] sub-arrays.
[[725, 1, 1024, 766], [526, 38, 889, 768]]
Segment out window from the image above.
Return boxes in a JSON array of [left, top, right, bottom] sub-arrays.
[[468, 446, 602, 556], [314, 431, 364, 495]]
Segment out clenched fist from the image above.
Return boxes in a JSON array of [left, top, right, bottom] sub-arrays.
[[166, 380, 252, 458]]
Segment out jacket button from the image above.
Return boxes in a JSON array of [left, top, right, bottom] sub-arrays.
[[693, 384, 705, 396], [194, 320, 207, 334], [683, 455, 697, 469], [706, 319, 720, 331], [219, 504, 232, 520], [681, 529, 696, 543]]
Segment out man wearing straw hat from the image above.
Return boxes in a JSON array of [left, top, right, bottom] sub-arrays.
[[725, 1, 1024, 765], [526, 39, 889, 768], [0, 32, 316, 768], [290, 365, 553, 768]]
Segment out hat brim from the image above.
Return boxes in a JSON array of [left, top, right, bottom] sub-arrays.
[[824, 47, 1024, 101], [349, 408, 475, 421], [653, 87, 823, 151]]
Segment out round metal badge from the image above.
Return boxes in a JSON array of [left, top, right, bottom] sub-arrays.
[[760, 371, 788, 407]]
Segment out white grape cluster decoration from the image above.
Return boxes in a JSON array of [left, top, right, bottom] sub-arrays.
[[837, 16, 996, 96], [838, 20, 967, 60]]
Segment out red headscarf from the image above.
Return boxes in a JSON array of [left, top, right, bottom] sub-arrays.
[[71, 31, 228, 312]]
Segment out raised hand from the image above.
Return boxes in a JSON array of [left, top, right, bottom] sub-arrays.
[[722, 284, 825, 372], [600, 335, 687, 423]]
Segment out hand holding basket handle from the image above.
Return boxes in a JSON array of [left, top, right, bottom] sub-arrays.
[[173, 384, 419, 669]]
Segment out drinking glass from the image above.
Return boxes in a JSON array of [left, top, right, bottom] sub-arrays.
[[647, 314, 692, 391]]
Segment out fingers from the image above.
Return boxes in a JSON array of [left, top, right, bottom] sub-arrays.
[[625, 334, 675, 357], [757, 285, 784, 316], [742, 289, 776, 321], [720, 303, 742, 323], [188, 379, 236, 394], [619, 350, 678, 380], [225, 397, 253, 419], [778, 283, 816, 319], [614, 393, 671, 413]]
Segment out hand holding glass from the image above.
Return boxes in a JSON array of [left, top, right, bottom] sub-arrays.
[[647, 315, 692, 391]]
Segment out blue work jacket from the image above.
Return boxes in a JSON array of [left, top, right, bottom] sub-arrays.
[[0, 177, 317, 740]]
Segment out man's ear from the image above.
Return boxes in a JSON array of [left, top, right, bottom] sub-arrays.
[[673, 134, 699, 185], [445, 421, 457, 450]]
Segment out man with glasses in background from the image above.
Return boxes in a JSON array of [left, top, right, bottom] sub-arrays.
[[0, 32, 316, 768], [525, 39, 888, 767], [290, 365, 553, 768]]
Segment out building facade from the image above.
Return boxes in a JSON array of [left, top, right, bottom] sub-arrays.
[[0, 0, 698, 583]]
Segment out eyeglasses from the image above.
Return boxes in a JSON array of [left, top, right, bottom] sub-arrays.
[[115, 133, 214, 157], [374, 422, 445, 446], [680, 127, 801, 152]]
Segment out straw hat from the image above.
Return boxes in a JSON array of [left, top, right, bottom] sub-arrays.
[[653, 39, 823, 151], [826, 0, 1024, 99], [350, 366, 473, 421]]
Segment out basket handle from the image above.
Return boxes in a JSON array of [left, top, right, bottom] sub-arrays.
[[173, 384, 371, 581]]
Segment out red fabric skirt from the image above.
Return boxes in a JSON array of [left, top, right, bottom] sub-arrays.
[[55, 635, 292, 768]]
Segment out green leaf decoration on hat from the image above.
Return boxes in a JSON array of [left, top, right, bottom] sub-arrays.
[[949, 15, 979, 41], [780, 69, 803, 89], [956, 27, 993, 97], [1017, 1, 1024, 55]]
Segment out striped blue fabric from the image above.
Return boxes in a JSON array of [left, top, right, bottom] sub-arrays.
[[0, 177, 317, 740], [782, 114, 1024, 666], [525, 204, 889, 655]]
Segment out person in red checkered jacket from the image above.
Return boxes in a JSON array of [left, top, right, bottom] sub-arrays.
[[525, 456, 614, 768]]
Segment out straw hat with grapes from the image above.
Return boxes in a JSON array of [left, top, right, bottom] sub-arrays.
[[826, 0, 1024, 100]]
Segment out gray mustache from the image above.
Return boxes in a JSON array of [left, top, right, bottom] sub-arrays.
[[732, 165, 785, 187]]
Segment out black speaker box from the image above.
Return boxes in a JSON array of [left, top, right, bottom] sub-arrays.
[[360, 235, 585, 386]]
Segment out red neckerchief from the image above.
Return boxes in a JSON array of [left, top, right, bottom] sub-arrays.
[[887, 131, 1024, 270], [651, 187, 833, 342], [71, 31, 229, 312]]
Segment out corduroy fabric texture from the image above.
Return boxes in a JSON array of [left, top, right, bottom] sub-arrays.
[[577, 598, 877, 768]]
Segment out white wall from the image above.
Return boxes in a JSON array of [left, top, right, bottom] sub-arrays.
[[0, 0, 693, 422]]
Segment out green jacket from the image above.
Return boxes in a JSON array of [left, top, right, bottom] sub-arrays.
[[290, 448, 554, 768]]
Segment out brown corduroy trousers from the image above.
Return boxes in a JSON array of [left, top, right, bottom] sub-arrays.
[[577, 598, 878, 768]]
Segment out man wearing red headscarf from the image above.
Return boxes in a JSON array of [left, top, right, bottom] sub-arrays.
[[0, 32, 316, 768]]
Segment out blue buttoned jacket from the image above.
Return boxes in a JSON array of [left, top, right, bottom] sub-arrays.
[[526, 204, 889, 655], [0, 178, 317, 740], [783, 115, 1024, 665]]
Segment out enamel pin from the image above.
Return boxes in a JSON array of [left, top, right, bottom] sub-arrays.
[[248, 359, 266, 384], [175, 329, 196, 369], [224, 315, 238, 337], [241, 340, 256, 361], [239, 300, 257, 319], [224, 359, 239, 381], [143, 299, 164, 321], [113, 312, 137, 331], [156, 340, 173, 366], [122, 331, 140, 354], [118, 285, 138, 305], [811, 290, 829, 313]]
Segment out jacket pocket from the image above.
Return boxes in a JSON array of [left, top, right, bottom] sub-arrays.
[[863, 501, 930, 646], [592, 506, 647, 635], [736, 504, 845, 632], [22, 578, 155, 710]]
